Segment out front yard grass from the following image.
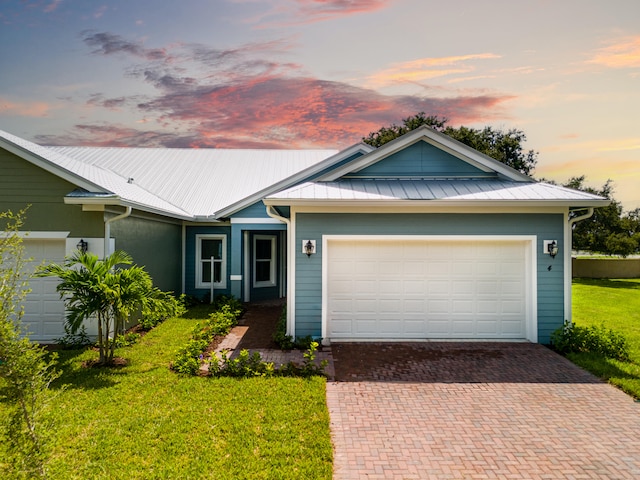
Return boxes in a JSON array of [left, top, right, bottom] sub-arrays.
[[571, 278, 640, 399], [0, 310, 332, 479]]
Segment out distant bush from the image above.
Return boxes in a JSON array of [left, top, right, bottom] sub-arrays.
[[551, 320, 630, 361]]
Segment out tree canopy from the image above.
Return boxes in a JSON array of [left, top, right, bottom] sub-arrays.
[[563, 176, 640, 257], [362, 113, 538, 176]]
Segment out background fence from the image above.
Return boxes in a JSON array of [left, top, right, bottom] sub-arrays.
[[572, 258, 640, 278]]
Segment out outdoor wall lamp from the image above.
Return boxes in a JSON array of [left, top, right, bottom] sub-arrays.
[[303, 239, 316, 257], [547, 240, 559, 258], [76, 239, 88, 254]]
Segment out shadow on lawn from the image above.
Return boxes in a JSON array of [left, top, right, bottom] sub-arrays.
[[48, 348, 123, 390], [573, 278, 640, 291]]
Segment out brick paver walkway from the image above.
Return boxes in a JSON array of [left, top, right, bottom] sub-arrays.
[[327, 342, 640, 479]]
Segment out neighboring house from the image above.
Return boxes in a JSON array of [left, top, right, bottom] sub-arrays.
[[0, 127, 608, 344]]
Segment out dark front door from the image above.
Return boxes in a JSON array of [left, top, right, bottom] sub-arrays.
[[250, 233, 279, 302]]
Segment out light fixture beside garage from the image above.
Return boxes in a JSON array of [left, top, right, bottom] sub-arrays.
[[303, 239, 316, 257], [76, 239, 88, 254], [544, 240, 558, 258]]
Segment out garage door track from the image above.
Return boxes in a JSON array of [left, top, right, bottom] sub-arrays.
[[327, 342, 640, 479]]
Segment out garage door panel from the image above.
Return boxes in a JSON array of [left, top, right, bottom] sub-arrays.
[[404, 299, 425, 313], [379, 299, 401, 313], [354, 319, 377, 335], [452, 280, 473, 294], [380, 280, 403, 294], [22, 239, 66, 342], [403, 261, 425, 275], [326, 238, 530, 340]]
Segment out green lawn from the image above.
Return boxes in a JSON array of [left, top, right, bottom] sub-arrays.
[[1, 312, 333, 479], [571, 278, 640, 399]]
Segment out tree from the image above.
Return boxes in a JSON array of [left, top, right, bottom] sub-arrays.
[[564, 176, 639, 256], [37, 251, 157, 366], [0, 209, 61, 479], [362, 113, 538, 176]]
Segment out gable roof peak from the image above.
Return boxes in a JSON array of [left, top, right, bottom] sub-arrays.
[[319, 125, 533, 183]]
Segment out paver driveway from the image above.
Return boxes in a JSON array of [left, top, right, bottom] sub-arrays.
[[327, 342, 640, 479]]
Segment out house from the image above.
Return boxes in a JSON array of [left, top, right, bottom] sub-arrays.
[[0, 127, 608, 344]]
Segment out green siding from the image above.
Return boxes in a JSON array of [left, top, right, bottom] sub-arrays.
[[354, 141, 495, 178], [110, 214, 182, 292], [0, 148, 104, 235], [294, 212, 565, 343]]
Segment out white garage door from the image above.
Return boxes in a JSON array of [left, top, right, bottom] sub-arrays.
[[325, 237, 533, 341], [22, 239, 66, 342]]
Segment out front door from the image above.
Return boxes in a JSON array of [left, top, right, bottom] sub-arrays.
[[250, 233, 279, 302]]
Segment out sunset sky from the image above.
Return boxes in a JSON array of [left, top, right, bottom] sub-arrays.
[[1, 0, 639, 209]]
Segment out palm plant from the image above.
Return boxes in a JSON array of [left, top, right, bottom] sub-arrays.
[[38, 250, 154, 365]]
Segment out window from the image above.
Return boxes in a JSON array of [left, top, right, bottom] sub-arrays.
[[253, 235, 276, 288], [196, 235, 226, 289]]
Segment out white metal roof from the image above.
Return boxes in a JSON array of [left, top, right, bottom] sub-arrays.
[[48, 146, 337, 217], [265, 179, 609, 207], [0, 130, 193, 218]]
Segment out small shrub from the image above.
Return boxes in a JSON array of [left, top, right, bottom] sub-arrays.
[[273, 306, 295, 350], [172, 339, 209, 375], [56, 325, 93, 350], [551, 320, 630, 361], [170, 296, 242, 375], [140, 293, 186, 331], [218, 349, 275, 378], [208, 343, 327, 379], [272, 306, 321, 351], [112, 332, 141, 349], [212, 294, 243, 314]]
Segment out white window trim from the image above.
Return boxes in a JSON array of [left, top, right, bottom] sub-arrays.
[[253, 234, 276, 288], [195, 234, 227, 289]]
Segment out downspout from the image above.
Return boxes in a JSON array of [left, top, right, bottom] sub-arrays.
[[266, 205, 294, 337], [568, 208, 594, 230], [565, 208, 594, 325], [104, 206, 132, 257]]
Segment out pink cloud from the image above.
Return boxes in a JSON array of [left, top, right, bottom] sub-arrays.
[[587, 35, 640, 68], [0, 98, 52, 117], [42, 30, 515, 148]]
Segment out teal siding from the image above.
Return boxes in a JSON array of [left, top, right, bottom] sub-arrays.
[[185, 225, 232, 300], [233, 201, 271, 218], [354, 141, 495, 178], [294, 213, 565, 343], [309, 151, 367, 180]]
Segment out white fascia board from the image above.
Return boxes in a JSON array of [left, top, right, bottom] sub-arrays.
[[318, 126, 532, 183], [214, 144, 370, 218], [263, 198, 610, 212], [230, 217, 283, 224], [2, 231, 70, 239], [288, 204, 569, 215], [0, 137, 107, 193], [64, 195, 195, 222]]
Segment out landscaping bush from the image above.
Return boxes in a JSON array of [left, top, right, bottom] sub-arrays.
[[55, 325, 93, 350], [170, 298, 242, 375], [207, 342, 328, 379], [139, 292, 186, 331], [272, 305, 321, 351], [551, 320, 630, 361]]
